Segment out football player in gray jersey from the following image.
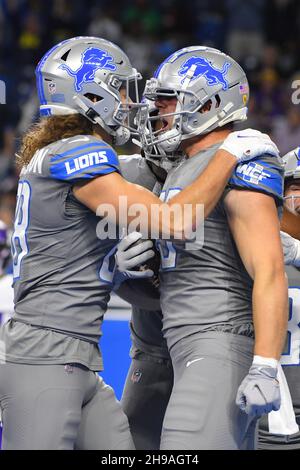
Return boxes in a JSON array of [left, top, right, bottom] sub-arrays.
[[0, 36, 270, 450], [259, 148, 300, 449], [115, 170, 300, 452], [115, 158, 300, 450], [130, 46, 288, 450], [116, 135, 283, 449]]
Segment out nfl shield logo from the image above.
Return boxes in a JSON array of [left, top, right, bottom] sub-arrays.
[[131, 369, 142, 383], [48, 82, 56, 95]]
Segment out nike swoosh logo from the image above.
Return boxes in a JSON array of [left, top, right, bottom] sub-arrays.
[[186, 358, 204, 368], [237, 135, 259, 138], [63, 136, 90, 143]]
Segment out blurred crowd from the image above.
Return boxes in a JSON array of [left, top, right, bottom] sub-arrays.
[[1, 0, 300, 228]]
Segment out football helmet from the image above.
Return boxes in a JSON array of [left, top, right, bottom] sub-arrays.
[[283, 147, 300, 215], [138, 46, 249, 156], [36, 36, 145, 145], [283, 147, 300, 180]]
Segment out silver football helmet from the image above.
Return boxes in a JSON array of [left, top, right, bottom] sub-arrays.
[[138, 46, 249, 156], [283, 147, 300, 215], [283, 147, 300, 180], [36, 36, 145, 145]]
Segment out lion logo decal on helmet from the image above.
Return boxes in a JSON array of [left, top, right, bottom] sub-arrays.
[[178, 56, 231, 90], [59, 47, 117, 92]]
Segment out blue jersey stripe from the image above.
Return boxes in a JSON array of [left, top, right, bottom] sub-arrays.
[[229, 157, 284, 201], [229, 174, 283, 199], [50, 164, 119, 181], [51, 142, 110, 161], [229, 160, 283, 200]]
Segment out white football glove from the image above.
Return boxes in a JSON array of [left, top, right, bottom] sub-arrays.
[[115, 231, 155, 280], [219, 128, 279, 163], [236, 356, 280, 418], [280, 231, 300, 267]]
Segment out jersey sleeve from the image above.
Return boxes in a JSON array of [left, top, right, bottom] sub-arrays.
[[226, 154, 284, 205], [46, 136, 120, 183]]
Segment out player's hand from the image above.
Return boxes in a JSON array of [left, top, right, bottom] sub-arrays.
[[236, 358, 280, 418], [219, 129, 279, 163], [280, 231, 300, 267], [115, 231, 155, 279]]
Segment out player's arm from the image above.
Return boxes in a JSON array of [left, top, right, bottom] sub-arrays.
[[74, 152, 232, 238], [225, 189, 288, 417], [74, 130, 278, 238], [225, 190, 288, 360]]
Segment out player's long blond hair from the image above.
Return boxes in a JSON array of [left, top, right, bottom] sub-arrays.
[[18, 114, 96, 167]]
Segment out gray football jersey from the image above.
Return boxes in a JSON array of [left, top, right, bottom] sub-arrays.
[[158, 143, 284, 350], [118, 154, 169, 358], [1, 134, 121, 369], [119, 154, 157, 191]]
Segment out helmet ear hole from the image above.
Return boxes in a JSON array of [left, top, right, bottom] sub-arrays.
[[199, 99, 212, 114], [84, 93, 103, 103], [215, 94, 221, 108]]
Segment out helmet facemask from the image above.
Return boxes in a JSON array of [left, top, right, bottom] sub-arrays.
[[135, 93, 185, 170], [284, 177, 300, 216]]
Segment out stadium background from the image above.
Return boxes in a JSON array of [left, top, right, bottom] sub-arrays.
[[1, 0, 300, 447]]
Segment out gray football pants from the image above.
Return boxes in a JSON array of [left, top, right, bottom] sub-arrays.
[[0, 362, 134, 450], [160, 331, 258, 450], [121, 353, 174, 450]]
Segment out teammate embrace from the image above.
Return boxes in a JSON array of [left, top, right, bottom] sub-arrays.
[[0, 37, 297, 450]]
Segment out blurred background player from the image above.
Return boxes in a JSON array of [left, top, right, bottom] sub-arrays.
[[115, 45, 287, 450], [0, 220, 13, 327], [0, 220, 13, 441], [0, 35, 261, 450], [259, 147, 300, 449]]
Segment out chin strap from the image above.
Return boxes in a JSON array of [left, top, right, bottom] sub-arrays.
[[72, 95, 130, 145]]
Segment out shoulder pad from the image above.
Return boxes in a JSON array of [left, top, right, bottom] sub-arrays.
[[47, 135, 120, 182], [228, 154, 284, 204]]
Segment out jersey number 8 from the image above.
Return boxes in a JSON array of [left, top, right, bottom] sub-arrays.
[[11, 180, 31, 280]]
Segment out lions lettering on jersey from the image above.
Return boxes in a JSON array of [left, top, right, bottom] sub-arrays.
[[49, 137, 120, 181], [65, 150, 109, 175]]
